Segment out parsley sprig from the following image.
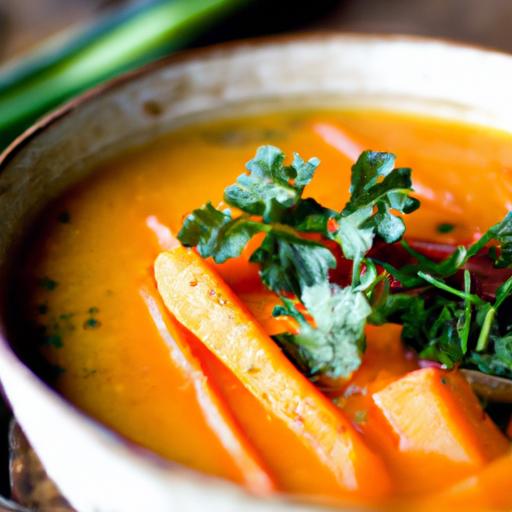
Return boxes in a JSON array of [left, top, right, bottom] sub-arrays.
[[178, 145, 512, 381], [179, 146, 417, 379]]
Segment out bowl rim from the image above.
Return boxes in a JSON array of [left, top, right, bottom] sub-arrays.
[[3, 30, 512, 169]]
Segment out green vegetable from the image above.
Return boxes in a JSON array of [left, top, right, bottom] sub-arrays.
[[83, 318, 101, 330], [224, 145, 319, 223], [329, 151, 419, 285], [274, 283, 371, 378], [179, 145, 417, 378], [0, 0, 244, 150], [178, 202, 264, 263], [38, 277, 59, 291], [178, 144, 512, 382], [437, 223, 455, 234], [370, 255, 512, 374], [178, 145, 336, 296]]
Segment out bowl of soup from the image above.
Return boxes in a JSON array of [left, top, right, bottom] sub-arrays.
[[1, 34, 512, 511]]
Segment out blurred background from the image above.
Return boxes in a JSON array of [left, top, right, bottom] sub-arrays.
[[4, 0, 512, 59], [1, 0, 512, 510], [2, 0, 512, 150]]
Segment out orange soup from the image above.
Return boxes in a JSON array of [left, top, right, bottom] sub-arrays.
[[16, 110, 512, 509]]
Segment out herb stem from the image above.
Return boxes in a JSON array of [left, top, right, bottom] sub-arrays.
[[460, 269, 472, 354], [417, 271, 484, 305], [351, 257, 362, 290], [476, 306, 496, 352]]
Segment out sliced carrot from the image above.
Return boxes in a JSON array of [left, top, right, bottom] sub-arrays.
[[154, 246, 391, 499], [183, 323, 381, 498], [238, 291, 298, 336], [422, 451, 512, 510], [145, 221, 374, 498], [140, 283, 275, 495], [313, 121, 363, 162], [373, 368, 509, 492]]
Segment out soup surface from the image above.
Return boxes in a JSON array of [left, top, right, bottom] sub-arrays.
[[17, 110, 512, 508]]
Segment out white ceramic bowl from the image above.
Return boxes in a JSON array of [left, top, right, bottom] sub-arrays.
[[1, 34, 512, 512]]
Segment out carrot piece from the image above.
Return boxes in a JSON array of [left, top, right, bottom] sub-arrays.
[[423, 451, 512, 510], [373, 368, 509, 483], [140, 284, 275, 495], [154, 247, 391, 499], [238, 291, 299, 336]]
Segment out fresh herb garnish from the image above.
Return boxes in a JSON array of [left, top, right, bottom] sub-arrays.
[[83, 318, 101, 329], [38, 276, 58, 291], [273, 282, 371, 378], [437, 223, 455, 234], [328, 151, 419, 286], [178, 145, 512, 382], [179, 146, 417, 379], [45, 333, 63, 348]]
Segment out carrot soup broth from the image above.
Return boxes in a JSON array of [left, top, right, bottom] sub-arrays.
[[14, 109, 512, 506]]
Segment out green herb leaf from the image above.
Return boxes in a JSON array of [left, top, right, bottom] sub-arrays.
[[250, 232, 336, 296], [437, 223, 455, 234], [224, 145, 319, 223], [38, 276, 59, 291], [178, 202, 264, 263], [177, 144, 512, 382], [273, 283, 371, 378], [329, 151, 419, 285], [469, 335, 512, 379]]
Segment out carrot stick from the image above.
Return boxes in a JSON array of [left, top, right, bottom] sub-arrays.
[[312, 121, 461, 214], [140, 283, 275, 495], [154, 247, 391, 498]]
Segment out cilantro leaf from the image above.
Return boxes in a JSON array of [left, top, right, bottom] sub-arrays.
[[340, 152, 419, 242], [492, 214, 512, 267], [179, 146, 330, 296], [469, 335, 512, 379], [285, 197, 334, 234], [178, 145, 387, 379], [483, 212, 512, 267], [178, 202, 263, 263], [273, 283, 371, 378], [329, 151, 419, 286], [177, 144, 512, 383], [250, 232, 336, 296], [224, 145, 319, 223]]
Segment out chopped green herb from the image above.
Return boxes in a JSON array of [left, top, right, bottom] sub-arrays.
[[179, 146, 417, 378], [88, 307, 99, 315], [82, 368, 98, 378], [179, 144, 512, 382], [330, 152, 419, 285], [273, 283, 371, 378], [83, 318, 101, 329], [38, 277, 58, 291], [45, 334, 63, 348], [437, 223, 455, 234]]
